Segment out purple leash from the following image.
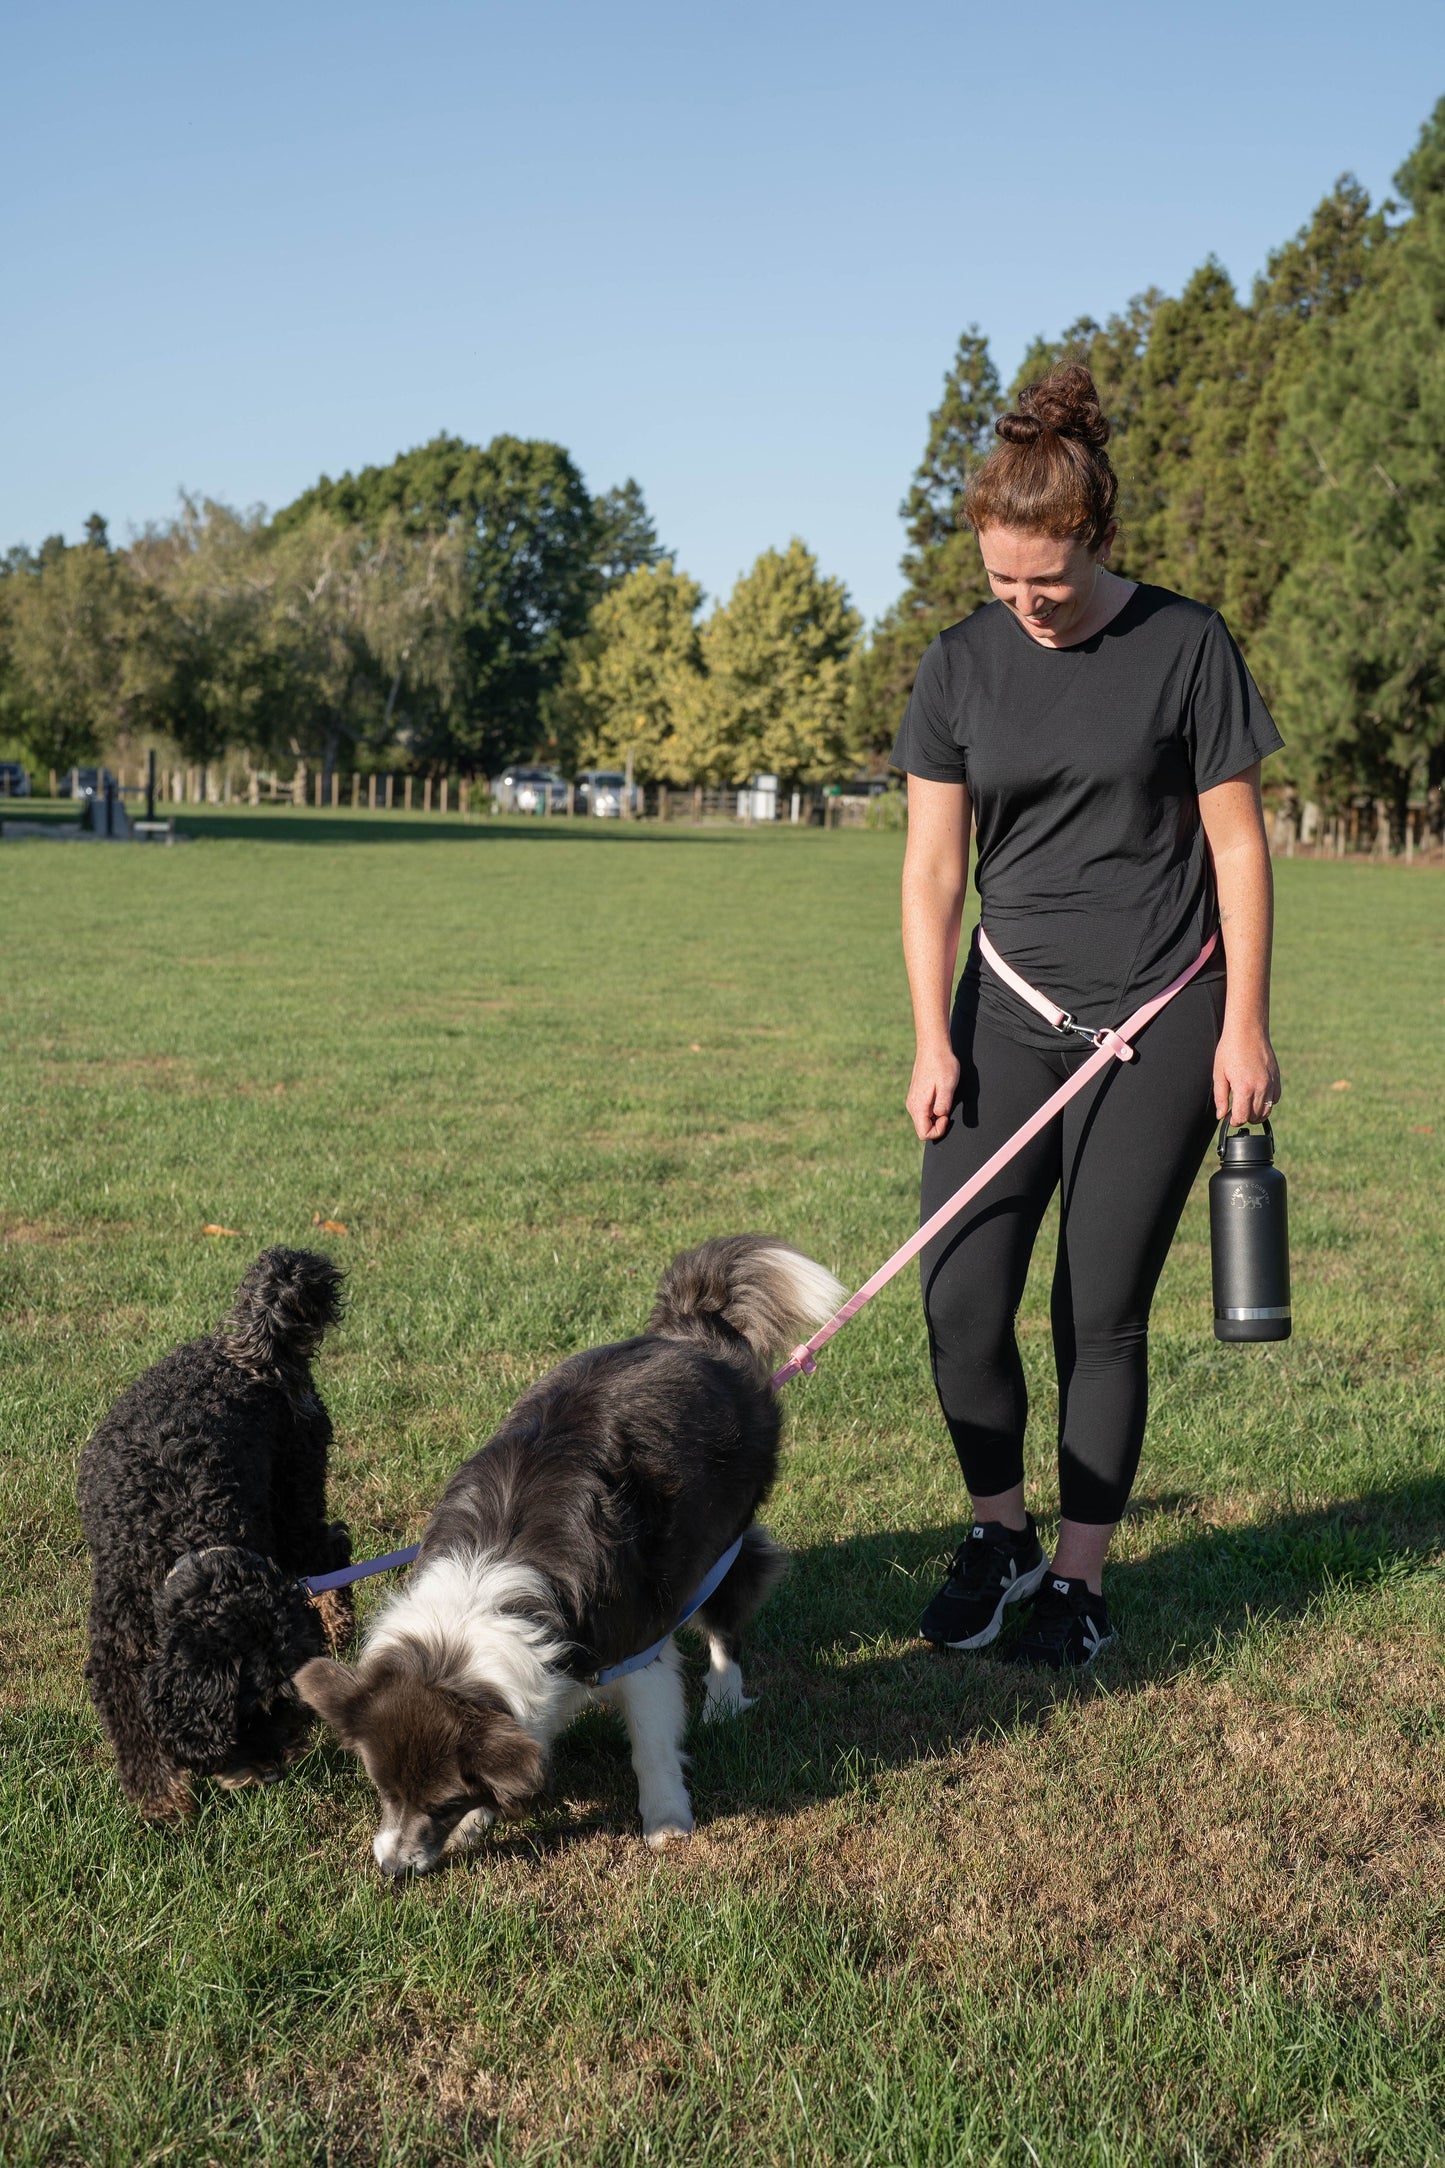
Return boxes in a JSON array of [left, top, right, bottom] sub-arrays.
[[302, 1543, 419, 1595]]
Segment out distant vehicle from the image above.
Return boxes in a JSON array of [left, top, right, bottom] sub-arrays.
[[58, 766, 118, 800], [492, 764, 568, 813], [0, 761, 31, 798], [575, 768, 628, 817]]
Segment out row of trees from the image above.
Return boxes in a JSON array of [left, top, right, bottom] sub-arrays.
[[858, 95, 1445, 830], [6, 95, 1445, 804], [0, 436, 865, 788]]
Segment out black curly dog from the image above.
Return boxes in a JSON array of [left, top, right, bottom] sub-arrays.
[[77, 1248, 352, 1819]]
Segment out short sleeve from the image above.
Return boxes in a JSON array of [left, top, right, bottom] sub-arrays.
[[889, 634, 968, 783], [1185, 614, 1284, 792]]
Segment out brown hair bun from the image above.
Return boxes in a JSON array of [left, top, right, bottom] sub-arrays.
[[1001, 362, 1111, 449], [964, 361, 1117, 548]]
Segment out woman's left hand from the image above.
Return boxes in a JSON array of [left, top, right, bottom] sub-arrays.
[[1213, 1024, 1281, 1123]]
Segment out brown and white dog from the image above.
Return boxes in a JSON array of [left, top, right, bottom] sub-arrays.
[[296, 1235, 842, 1871]]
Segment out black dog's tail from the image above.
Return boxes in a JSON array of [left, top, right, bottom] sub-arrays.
[[646, 1235, 845, 1380], [220, 1247, 344, 1375]]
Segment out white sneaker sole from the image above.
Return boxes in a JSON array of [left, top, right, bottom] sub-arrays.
[[933, 1555, 1051, 1651]]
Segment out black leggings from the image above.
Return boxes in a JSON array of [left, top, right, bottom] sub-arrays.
[[919, 976, 1224, 1525]]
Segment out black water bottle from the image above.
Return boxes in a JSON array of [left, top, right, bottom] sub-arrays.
[[1210, 1117, 1291, 1341]]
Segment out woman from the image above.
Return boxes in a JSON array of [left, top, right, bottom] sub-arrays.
[[893, 363, 1282, 1670]]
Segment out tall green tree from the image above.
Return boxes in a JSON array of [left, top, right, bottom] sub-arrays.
[[126, 500, 278, 778], [276, 433, 598, 771], [1258, 99, 1445, 834], [853, 328, 1001, 756], [0, 523, 137, 772], [1009, 295, 1162, 566], [550, 558, 703, 781], [259, 510, 467, 789], [592, 479, 664, 588], [675, 540, 862, 784]]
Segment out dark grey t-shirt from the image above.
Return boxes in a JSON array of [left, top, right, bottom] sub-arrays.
[[890, 583, 1283, 1051]]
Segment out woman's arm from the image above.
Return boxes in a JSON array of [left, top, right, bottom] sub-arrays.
[[1197, 763, 1281, 1123], [902, 777, 972, 1141]]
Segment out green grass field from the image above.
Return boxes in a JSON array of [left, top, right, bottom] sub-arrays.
[[2, 807, 1442, 2165]]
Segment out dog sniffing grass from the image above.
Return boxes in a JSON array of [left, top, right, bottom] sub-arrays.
[[2, 810, 1443, 2166], [298, 1236, 838, 1870], [77, 1247, 352, 1816]]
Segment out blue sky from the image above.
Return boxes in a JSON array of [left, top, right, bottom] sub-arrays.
[[5, 1, 1442, 623]]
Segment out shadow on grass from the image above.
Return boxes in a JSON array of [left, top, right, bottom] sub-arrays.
[[168, 810, 749, 848], [503, 1478, 1445, 1851], [38, 1482, 1443, 1870]]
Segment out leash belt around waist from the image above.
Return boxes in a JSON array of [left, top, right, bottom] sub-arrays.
[[771, 930, 1219, 1388]]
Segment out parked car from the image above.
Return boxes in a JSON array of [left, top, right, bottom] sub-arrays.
[[0, 761, 31, 798], [492, 764, 569, 813], [57, 766, 118, 800], [574, 768, 628, 817]]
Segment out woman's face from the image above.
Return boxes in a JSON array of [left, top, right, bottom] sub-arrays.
[[976, 524, 1114, 645]]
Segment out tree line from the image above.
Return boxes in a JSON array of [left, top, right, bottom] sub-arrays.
[[0, 437, 863, 791], [858, 94, 1445, 837], [4, 95, 1444, 809]]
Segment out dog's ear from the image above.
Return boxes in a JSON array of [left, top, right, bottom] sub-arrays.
[[293, 1657, 366, 1742], [454, 1701, 546, 1818], [145, 1547, 310, 1772]]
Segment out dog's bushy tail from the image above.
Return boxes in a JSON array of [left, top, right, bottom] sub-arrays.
[[646, 1235, 845, 1379], [220, 1247, 344, 1374]]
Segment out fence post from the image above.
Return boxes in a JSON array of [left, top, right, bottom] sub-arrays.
[[441, 778, 449, 815], [385, 774, 394, 810], [368, 774, 377, 811], [405, 775, 413, 812], [460, 778, 470, 818], [566, 782, 575, 817], [424, 778, 433, 813]]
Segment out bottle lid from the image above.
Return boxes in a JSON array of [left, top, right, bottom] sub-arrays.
[[1218, 1116, 1275, 1167]]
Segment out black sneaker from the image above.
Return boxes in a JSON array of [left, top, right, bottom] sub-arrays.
[[1010, 1575, 1114, 1670], [919, 1516, 1049, 1650]]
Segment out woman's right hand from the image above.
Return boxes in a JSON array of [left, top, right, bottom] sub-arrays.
[[907, 1043, 960, 1141]]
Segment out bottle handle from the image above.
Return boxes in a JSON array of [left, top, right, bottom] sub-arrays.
[[1217, 1112, 1275, 1162]]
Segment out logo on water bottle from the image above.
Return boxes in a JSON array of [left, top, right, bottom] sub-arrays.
[[1230, 1183, 1267, 1209]]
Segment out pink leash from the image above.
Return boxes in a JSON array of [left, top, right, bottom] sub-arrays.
[[771, 930, 1219, 1388]]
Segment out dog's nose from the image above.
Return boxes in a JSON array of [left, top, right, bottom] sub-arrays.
[[372, 1831, 428, 1877]]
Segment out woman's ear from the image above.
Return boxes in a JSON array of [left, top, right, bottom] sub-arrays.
[[1095, 522, 1117, 566]]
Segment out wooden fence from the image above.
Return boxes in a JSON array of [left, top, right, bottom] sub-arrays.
[[30, 764, 1445, 856]]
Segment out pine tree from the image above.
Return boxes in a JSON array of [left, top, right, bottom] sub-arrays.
[[1258, 100, 1445, 835], [852, 329, 1001, 757], [592, 480, 664, 588]]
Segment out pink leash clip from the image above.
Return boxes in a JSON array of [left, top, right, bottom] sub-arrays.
[[1092, 1028, 1135, 1062]]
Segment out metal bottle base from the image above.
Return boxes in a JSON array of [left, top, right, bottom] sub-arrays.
[[1214, 1312, 1291, 1343]]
